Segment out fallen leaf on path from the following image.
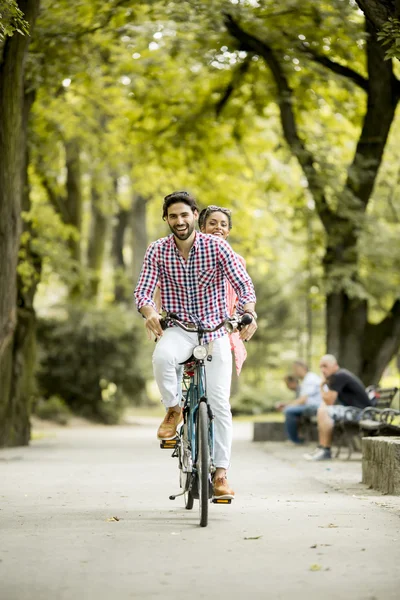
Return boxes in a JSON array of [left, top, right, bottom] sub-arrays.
[[309, 564, 322, 571], [310, 544, 317, 549], [244, 536, 262, 540], [106, 516, 120, 522]]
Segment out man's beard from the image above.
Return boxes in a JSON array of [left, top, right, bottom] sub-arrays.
[[169, 222, 195, 240]]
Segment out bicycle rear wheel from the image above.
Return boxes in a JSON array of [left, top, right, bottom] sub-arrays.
[[197, 401, 210, 527]]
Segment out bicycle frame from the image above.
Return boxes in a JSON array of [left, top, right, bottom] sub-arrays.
[[162, 311, 252, 518], [182, 354, 214, 477]]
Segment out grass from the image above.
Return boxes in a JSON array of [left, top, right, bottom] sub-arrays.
[[233, 412, 285, 422], [31, 431, 56, 441]]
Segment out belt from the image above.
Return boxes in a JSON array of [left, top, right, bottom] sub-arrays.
[[182, 322, 197, 330]]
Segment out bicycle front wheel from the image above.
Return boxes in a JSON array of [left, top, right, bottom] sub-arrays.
[[197, 401, 210, 527]]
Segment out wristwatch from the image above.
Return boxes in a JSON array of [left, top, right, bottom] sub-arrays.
[[244, 309, 258, 320]]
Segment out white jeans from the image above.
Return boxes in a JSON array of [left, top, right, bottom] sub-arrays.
[[153, 327, 233, 469]]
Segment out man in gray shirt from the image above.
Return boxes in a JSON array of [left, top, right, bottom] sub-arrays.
[[277, 360, 322, 444]]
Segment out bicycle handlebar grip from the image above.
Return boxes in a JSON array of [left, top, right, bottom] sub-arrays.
[[240, 313, 253, 326]]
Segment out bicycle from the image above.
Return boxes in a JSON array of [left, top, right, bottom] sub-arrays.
[[159, 312, 252, 527]]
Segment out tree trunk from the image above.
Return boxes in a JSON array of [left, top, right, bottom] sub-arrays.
[[112, 177, 130, 303], [355, 1, 400, 34], [0, 0, 40, 447], [360, 300, 400, 384], [323, 23, 399, 381], [131, 193, 148, 285], [65, 138, 83, 264], [10, 89, 42, 446], [87, 183, 108, 299], [65, 138, 83, 297]]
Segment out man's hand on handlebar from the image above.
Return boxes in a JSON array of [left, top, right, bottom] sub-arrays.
[[141, 310, 258, 341], [239, 316, 257, 342], [140, 307, 163, 340]]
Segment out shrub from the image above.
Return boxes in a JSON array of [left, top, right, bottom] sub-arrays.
[[36, 304, 148, 424], [230, 384, 290, 416], [34, 395, 71, 425], [231, 386, 271, 416]]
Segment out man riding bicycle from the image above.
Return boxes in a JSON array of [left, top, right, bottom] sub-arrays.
[[134, 191, 257, 499]]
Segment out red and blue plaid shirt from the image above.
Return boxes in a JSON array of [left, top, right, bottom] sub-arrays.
[[134, 232, 256, 342]]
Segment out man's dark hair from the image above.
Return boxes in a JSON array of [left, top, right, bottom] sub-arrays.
[[162, 191, 198, 220], [284, 375, 298, 384]]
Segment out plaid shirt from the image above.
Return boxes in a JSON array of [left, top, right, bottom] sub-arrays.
[[134, 232, 256, 342]]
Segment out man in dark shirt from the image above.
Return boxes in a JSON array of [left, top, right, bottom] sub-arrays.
[[304, 354, 371, 461], [327, 367, 370, 408]]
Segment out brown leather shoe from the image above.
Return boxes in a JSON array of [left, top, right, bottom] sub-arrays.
[[157, 407, 183, 440], [213, 476, 235, 500]]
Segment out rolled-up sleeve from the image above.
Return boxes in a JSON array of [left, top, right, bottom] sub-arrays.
[[218, 242, 256, 312], [134, 242, 159, 312]]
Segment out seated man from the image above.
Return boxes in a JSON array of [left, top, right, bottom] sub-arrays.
[[277, 360, 322, 444], [305, 354, 372, 461], [284, 374, 299, 396]]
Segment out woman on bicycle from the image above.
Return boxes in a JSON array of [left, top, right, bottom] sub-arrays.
[[198, 205, 249, 377]]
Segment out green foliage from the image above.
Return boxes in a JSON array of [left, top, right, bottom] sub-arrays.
[[34, 395, 71, 425], [36, 305, 148, 424], [231, 385, 270, 416], [23, 0, 400, 392], [377, 18, 400, 60], [0, 0, 29, 41], [231, 383, 291, 416]]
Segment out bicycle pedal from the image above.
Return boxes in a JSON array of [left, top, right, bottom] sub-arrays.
[[160, 438, 179, 449], [212, 498, 232, 504]]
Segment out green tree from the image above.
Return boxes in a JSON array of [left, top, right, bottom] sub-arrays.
[[220, 1, 400, 383], [0, 0, 40, 447]]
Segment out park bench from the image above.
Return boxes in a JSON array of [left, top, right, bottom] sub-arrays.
[[334, 387, 399, 459], [298, 386, 399, 459]]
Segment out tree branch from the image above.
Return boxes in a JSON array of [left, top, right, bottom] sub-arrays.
[[216, 55, 251, 116], [223, 12, 333, 230], [300, 44, 369, 91], [35, 160, 70, 224]]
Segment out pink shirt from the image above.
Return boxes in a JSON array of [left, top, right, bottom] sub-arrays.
[[227, 253, 247, 376]]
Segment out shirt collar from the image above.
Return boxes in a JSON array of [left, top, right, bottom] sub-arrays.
[[170, 231, 199, 256]]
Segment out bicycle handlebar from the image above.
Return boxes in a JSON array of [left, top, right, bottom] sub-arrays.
[[160, 312, 253, 334]]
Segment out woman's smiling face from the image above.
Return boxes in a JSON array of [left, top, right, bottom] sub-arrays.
[[201, 210, 231, 240]]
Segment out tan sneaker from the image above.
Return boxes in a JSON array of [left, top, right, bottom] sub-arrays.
[[157, 407, 183, 440], [213, 476, 235, 500]]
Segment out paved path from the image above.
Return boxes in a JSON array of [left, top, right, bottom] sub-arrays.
[[1, 420, 400, 600]]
